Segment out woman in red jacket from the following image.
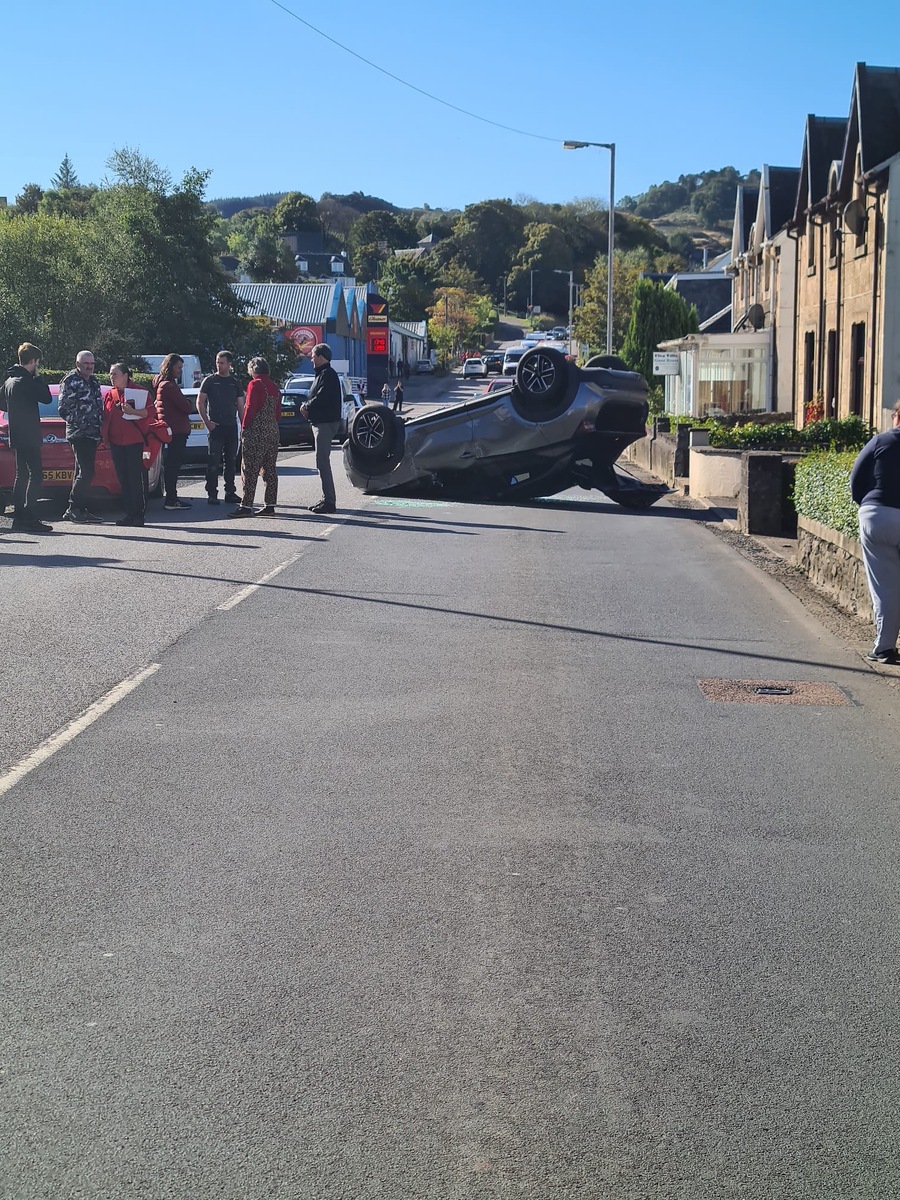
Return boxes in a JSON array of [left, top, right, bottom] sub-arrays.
[[103, 363, 153, 526], [154, 353, 192, 510]]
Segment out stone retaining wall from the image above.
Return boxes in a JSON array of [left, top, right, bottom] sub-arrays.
[[797, 515, 872, 622], [623, 425, 688, 488]]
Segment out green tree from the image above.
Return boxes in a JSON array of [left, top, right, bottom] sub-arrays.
[[14, 184, 43, 214], [272, 191, 321, 233], [621, 278, 699, 381], [575, 249, 654, 354], [449, 199, 525, 292], [226, 207, 296, 282], [378, 255, 436, 321], [507, 222, 572, 314], [51, 154, 80, 190], [347, 210, 417, 281]]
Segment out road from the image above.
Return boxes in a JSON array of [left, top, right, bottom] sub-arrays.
[[2, 419, 900, 1198]]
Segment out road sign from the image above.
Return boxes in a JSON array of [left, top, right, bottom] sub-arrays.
[[652, 352, 680, 376]]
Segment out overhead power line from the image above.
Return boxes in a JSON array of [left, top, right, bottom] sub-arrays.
[[265, 0, 567, 144]]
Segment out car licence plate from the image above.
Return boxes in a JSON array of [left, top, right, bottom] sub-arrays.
[[190, 421, 205, 431], [43, 469, 74, 481]]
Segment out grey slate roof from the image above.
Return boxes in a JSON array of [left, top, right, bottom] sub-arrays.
[[852, 62, 900, 174], [231, 283, 337, 325], [794, 115, 846, 217]]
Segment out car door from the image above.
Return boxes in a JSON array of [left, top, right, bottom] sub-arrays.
[[408, 405, 476, 474]]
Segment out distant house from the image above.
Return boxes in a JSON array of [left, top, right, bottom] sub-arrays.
[[279, 231, 352, 281], [729, 164, 801, 412]]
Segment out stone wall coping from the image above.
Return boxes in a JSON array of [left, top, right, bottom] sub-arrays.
[[797, 514, 863, 560], [691, 446, 743, 458]]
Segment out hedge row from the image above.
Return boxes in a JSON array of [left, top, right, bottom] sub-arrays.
[[709, 416, 871, 452], [793, 451, 860, 539], [39, 369, 156, 390]]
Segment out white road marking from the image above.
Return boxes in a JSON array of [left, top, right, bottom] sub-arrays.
[[216, 524, 338, 611], [0, 663, 161, 801]]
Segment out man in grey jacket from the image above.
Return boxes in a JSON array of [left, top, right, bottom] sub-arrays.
[[58, 349, 104, 524], [300, 343, 342, 514], [1, 342, 54, 533]]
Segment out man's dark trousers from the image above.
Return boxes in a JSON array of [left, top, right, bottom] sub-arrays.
[[313, 422, 339, 505], [206, 423, 239, 498], [69, 437, 98, 510], [163, 433, 189, 503], [13, 444, 43, 517]]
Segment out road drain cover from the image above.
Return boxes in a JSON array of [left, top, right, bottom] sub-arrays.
[[697, 679, 850, 705]]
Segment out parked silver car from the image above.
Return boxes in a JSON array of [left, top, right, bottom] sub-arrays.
[[343, 347, 663, 506]]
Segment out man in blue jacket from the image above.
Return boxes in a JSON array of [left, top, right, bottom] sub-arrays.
[[301, 343, 342, 514], [1, 342, 54, 533]]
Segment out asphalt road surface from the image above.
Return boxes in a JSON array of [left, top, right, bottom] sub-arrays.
[[2, 452, 900, 1198]]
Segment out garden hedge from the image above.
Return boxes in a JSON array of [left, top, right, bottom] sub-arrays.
[[793, 451, 861, 539]]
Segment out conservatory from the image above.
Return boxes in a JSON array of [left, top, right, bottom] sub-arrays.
[[658, 331, 773, 419]]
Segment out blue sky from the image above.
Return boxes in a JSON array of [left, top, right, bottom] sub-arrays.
[[3, 0, 899, 214]]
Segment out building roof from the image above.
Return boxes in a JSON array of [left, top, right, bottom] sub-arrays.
[[392, 319, 427, 340], [231, 283, 339, 325], [764, 166, 801, 235], [851, 62, 900, 175], [698, 303, 732, 334], [666, 275, 733, 326], [732, 185, 759, 257], [794, 115, 846, 217]]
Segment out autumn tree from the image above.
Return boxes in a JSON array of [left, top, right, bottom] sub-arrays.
[[272, 191, 321, 233]]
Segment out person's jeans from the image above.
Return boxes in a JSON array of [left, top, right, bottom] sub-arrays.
[[163, 432, 188, 503], [859, 503, 900, 653], [110, 442, 146, 521], [206, 423, 239, 498], [13, 444, 43, 516], [69, 437, 98, 510], [313, 421, 340, 505]]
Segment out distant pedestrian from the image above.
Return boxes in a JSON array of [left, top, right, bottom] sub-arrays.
[[389, 357, 395, 378], [301, 343, 341, 514], [380, 382, 391, 406], [59, 349, 105, 524], [154, 354, 193, 510], [198, 350, 241, 505], [229, 357, 281, 518], [103, 364, 152, 527], [392, 379, 404, 412], [0, 342, 54, 533], [851, 400, 900, 663], [403, 359, 410, 380]]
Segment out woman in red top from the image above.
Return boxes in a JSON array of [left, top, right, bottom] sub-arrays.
[[103, 363, 153, 527], [154, 353, 193, 510], [229, 357, 282, 517]]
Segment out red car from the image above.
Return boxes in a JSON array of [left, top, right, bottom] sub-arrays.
[[0, 384, 164, 504]]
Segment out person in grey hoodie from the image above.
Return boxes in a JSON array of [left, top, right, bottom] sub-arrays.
[[0, 342, 54, 533], [58, 349, 104, 523]]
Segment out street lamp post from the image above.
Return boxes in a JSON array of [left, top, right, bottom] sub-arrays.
[[553, 269, 574, 353], [529, 269, 534, 315], [563, 139, 615, 355]]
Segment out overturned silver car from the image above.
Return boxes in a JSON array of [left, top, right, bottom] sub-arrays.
[[342, 347, 663, 507]]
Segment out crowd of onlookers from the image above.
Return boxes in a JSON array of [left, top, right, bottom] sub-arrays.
[[1, 342, 345, 533]]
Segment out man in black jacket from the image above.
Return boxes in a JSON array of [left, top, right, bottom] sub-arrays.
[[1, 343, 54, 533], [301, 343, 342, 514]]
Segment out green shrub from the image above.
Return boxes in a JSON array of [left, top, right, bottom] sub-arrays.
[[793, 451, 860, 538], [708, 415, 871, 452]]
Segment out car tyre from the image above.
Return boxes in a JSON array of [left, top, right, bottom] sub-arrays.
[[585, 354, 631, 371], [346, 403, 405, 470], [512, 347, 573, 421]]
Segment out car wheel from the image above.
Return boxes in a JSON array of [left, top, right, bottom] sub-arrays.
[[585, 354, 631, 371], [512, 347, 572, 421], [346, 404, 405, 469]]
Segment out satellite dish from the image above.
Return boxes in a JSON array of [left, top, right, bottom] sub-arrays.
[[747, 304, 765, 330], [843, 199, 866, 236]]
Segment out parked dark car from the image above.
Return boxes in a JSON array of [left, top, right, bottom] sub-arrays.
[[343, 348, 663, 507], [483, 351, 504, 374], [279, 375, 365, 447]]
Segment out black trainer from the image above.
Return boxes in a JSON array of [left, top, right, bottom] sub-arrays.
[[866, 648, 899, 664], [309, 500, 336, 514]]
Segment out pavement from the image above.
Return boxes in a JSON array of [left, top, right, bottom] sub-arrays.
[[3, 414, 900, 1197]]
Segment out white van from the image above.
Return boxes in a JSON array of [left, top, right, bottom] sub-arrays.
[[502, 345, 529, 376], [138, 354, 204, 388]]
